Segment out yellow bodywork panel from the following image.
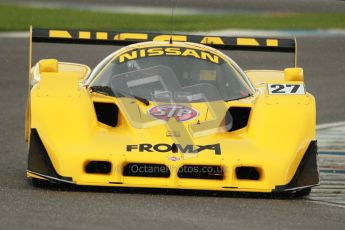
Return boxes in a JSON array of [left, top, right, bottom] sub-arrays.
[[27, 42, 316, 193], [39, 59, 58, 73], [25, 61, 90, 142], [284, 67, 304, 82]]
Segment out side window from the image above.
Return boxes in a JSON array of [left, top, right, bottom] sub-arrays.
[[84, 53, 114, 86]]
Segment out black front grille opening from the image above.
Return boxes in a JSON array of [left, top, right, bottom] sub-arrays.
[[226, 107, 251, 132], [123, 163, 170, 178], [235, 167, 260, 180], [85, 161, 112, 174], [178, 165, 224, 180], [93, 102, 118, 127]]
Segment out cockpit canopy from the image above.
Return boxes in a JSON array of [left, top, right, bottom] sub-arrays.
[[88, 43, 253, 102]]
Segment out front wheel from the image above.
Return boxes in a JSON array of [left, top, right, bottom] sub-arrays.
[[293, 187, 312, 197], [28, 177, 50, 188], [274, 187, 312, 198]]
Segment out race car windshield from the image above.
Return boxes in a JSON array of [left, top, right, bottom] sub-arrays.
[[91, 46, 252, 102]]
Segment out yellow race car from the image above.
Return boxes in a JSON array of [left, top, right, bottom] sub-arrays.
[[26, 28, 319, 196]]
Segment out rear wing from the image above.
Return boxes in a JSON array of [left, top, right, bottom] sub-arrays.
[[29, 27, 298, 70]]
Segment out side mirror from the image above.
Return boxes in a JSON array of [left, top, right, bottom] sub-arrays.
[[39, 59, 58, 73], [284, 67, 304, 82]]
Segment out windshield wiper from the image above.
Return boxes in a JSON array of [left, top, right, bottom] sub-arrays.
[[225, 93, 252, 102], [89, 86, 115, 96], [89, 86, 150, 106], [115, 89, 150, 106]]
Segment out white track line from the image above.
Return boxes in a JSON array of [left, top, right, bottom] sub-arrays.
[[310, 121, 345, 208], [306, 199, 345, 209], [0, 32, 28, 38], [317, 121, 345, 130]]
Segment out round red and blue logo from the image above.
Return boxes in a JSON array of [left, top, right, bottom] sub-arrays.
[[148, 104, 199, 122]]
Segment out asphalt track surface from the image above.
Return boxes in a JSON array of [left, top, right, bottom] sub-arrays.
[[3, 0, 345, 13], [0, 34, 344, 230]]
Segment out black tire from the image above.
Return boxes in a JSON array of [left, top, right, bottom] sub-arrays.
[[28, 177, 51, 188], [293, 187, 312, 197]]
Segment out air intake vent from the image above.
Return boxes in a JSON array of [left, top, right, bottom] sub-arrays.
[[178, 165, 224, 180], [85, 161, 112, 174], [235, 167, 260, 180], [227, 107, 251, 131], [93, 102, 118, 127], [123, 163, 170, 178]]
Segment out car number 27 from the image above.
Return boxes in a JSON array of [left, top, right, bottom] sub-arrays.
[[267, 84, 305, 95]]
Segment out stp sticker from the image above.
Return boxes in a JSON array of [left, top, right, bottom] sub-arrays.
[[148, 104, 199, 122]]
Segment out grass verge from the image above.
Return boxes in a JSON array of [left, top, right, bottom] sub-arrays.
[[0, 4, 345, 31]]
